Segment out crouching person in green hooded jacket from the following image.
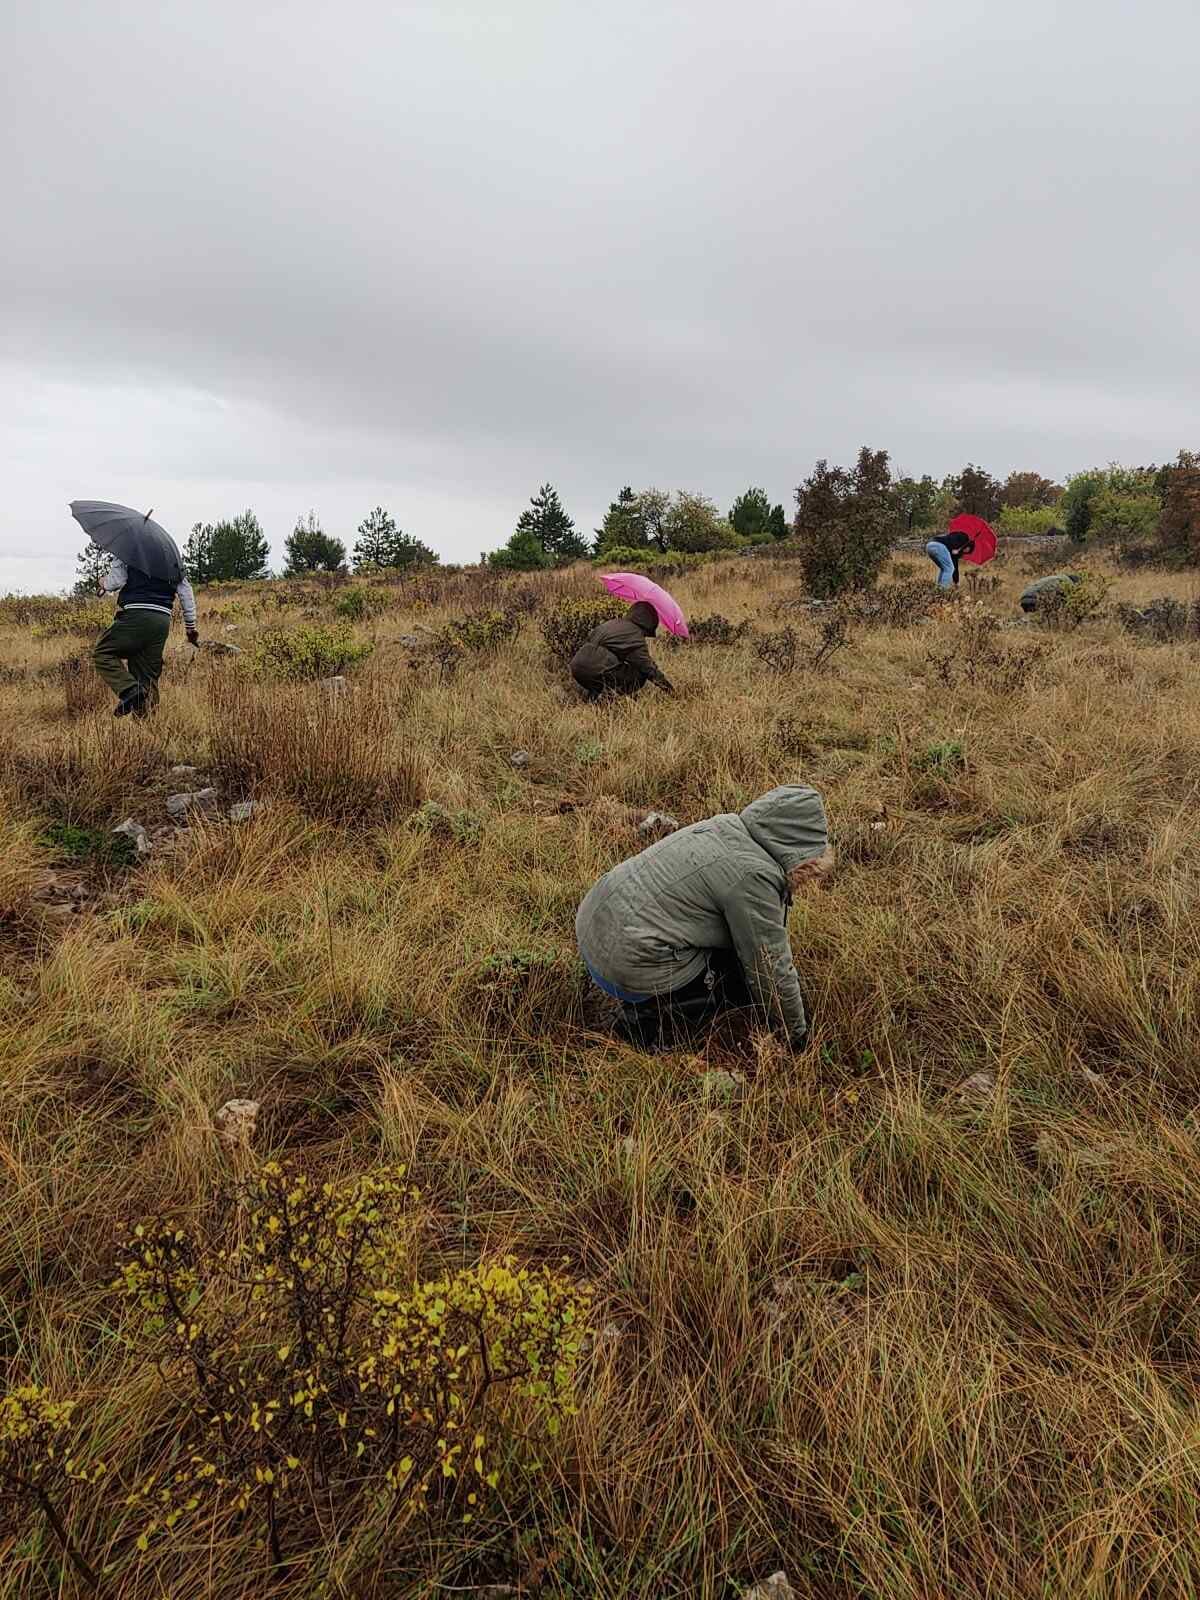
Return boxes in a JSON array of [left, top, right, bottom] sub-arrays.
[[576, 785, 835, 1049]]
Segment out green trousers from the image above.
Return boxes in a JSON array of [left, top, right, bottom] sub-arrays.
[[93, 609, 172, 702]]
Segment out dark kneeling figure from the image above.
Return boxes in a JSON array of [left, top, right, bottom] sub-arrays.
[[570, 601, 674, 701]]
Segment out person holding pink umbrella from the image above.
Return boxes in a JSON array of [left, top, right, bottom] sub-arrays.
[[570, 570, 686, 701], [570, 601, 675, 701]]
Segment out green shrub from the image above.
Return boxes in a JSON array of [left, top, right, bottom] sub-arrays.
[[249, 623, 373, 681], [30, 600, 113, 639], [684, 613, 750, 646], [1037, 571, 1113, 630], [334, 586, 389, 622], [432, 609, 522, 660], [995, 506, 1063, 536], [540, 596, 626, 662], [1088, 489, 1160, 546], [793, 447, 897, 598]]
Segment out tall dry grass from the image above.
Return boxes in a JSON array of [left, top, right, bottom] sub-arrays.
[[2, 550, 1200, 1596]]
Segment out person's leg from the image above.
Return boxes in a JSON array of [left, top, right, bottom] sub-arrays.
[[599, 663, 644, 699], [125, 614, 170, 714], [93, 614, 141, 701], [572, 666, 604, 702], [925, 542, 954, 589]]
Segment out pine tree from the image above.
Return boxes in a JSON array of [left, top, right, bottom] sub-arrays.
[[283, 512, 346, 574], [73, 544, 111, 597], [595, 487, 647, 552], [515, 483, 587, 565], [184, 512, 271, 583], [729, 487, 780, 544], [352, 507, 438, 571]]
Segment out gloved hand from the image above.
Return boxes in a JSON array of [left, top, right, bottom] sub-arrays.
[[186, 627, 201, 647]]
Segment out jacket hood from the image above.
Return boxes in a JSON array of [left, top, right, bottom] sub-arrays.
[[740, 785, 828, 871], [628, 600, 659, 634]]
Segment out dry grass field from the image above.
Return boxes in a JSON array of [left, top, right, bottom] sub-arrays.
[[3, 546, 1200, 1598]]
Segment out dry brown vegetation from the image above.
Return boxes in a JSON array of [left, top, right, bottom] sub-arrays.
[[3, 549, 1200, 1597]]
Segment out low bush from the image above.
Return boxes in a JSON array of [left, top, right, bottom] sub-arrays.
[[1036, 571, 1112, 631], [847, 580, 945, 628], [1115, 596, 1200, 643], [681, 613, 750, 646], [334, 586, 390, 622], [425, 610, 523, 676], [40, 820, 139, 869], [540, 597, 626, 662], [250, 623, 374, 681], [755, 611, 851, 673], [30, 600, 114, 640], [80, 1162, 591, 1577], [925, 605, 1052, 694], [995, 506, 1064, 536]]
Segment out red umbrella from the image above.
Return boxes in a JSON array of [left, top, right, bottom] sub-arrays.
[[950, 513, 997, 566]]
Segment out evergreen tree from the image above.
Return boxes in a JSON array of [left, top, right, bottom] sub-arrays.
[[515, 483, 587, 565], [728, 487, 785, 544], [73, 544, 111, 597], [486, 527, 554, 571], [595, 487, 647, 552], [352, 507, 438, 571], [184, 511, 271, 583], [283, 512, 346, 575]]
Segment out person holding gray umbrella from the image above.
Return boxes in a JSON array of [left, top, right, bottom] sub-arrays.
[[70, 501, 200, 717]]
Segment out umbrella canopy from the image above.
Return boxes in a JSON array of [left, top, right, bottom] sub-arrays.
[[600, 571, 689, 638], [70, 501, 184, 584], [950, 513, 997, 567]]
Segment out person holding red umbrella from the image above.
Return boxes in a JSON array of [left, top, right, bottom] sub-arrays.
[[925, 513, 996, 588]]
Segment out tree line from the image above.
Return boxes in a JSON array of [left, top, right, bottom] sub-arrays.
[[73, 448, 1200, 592]]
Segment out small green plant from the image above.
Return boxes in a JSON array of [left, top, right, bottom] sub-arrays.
[[0, 1387, 105, 1592], [574, 738, 604, 765], [414, 801, 482, 843], [41, 820, 139, 868], [250, 623, 373, 681], [919, 739, 966, 774], [539, 597, 626, 663]]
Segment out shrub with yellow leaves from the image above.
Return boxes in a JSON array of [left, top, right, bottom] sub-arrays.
[[114, 1161, 591, 1572], [0, 1386, 105, 1591]]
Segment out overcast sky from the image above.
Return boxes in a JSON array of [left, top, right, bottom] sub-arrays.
[[3, 0, 1198, 591]]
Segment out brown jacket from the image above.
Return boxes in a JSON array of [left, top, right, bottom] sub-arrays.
[[570, 602, 673, 690]]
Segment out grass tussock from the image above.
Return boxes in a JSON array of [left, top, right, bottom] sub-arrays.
[[2, 550, 1200, 1596]]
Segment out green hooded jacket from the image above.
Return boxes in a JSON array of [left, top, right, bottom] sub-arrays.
[[575, 785, 829, 1043]]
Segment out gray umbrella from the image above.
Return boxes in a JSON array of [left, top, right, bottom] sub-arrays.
[[70, 500, 183, 584]]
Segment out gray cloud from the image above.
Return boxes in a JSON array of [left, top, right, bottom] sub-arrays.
[[3, 0, 1199, 589]]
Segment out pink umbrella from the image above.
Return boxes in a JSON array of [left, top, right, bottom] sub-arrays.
[[600, 572, 689, 638]]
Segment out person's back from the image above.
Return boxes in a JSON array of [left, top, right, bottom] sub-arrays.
[[577, 784, 832, 1046], [570, 601, 673, 700], [1020, 573, 1081, 612]]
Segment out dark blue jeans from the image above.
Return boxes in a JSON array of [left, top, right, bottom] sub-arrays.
[[615, 949, 754, 1047]]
